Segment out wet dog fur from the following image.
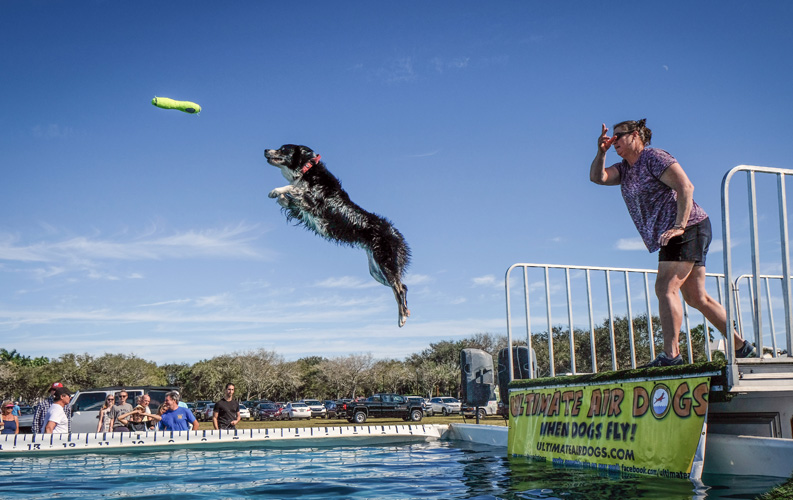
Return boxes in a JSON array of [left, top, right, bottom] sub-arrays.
[[264, 144, 411, 327]]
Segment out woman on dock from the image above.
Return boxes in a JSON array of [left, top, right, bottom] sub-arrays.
[[589, 119, 756, 366]]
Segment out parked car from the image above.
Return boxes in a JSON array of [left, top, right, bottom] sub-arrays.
[[17, 405, 34, 433], [68, 386, 178, 433], [300, 399, 327, 418], [406, 396, 434, 417], [460, 398, 499, 419], [243, 400, 261, 411], [238, 404, 251, 420], [283, 402, 311, 420], [429, 397, 462, 416], [256, 402, 283, 421], [324, 400, 340, 419], [194, 400, 213, 420], [202, 403, 215, 422], [344, 393, 424, 424]]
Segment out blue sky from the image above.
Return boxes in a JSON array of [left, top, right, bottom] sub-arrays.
[[2, 1, 792, 364]]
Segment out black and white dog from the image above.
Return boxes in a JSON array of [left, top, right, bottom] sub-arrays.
[[264, 145, 411, 327]]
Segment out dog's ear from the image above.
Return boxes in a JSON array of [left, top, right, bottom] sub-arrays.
[[296, 145, 316, 162], [286, 145, 316, 170]]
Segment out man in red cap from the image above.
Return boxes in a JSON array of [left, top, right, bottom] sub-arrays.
[[32, 382, 72, 434], [43, 386, 72, 433]]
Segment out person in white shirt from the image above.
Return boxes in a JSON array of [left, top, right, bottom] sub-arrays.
[[43, 386, 71, 434]]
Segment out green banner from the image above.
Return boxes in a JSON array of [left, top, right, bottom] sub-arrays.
[[507, 375, 710, 479]]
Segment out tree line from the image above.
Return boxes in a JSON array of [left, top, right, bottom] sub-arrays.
[[0, 315, 712, 403]]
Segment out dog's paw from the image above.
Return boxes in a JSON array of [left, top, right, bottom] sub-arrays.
[[398, 308, 410, 328], [276, 194, 291, 208], [269, 185, 294, 198]]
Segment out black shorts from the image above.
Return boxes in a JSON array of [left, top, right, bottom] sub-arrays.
[[658, 218, 712, 267]]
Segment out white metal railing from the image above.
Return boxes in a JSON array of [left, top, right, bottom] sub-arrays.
[[734, 274, 793, 359], [504, 266, 793, 382], [504, 264, 726, 379], [504, 165, 793, 387], [722, 165, 793, 387]]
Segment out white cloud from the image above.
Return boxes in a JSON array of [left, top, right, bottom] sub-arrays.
[[313, 276, 380, 289], [138, 299, 192, 308], [0, 307, 508, 364], [0, 223, 269, 265], [431, 57, 470, 73], [378, 57, 416, 84], [405, 274, 431, 286], [472, 275, 502, 289], [406, 150, 441, 158], [31, 124, 74, 139], [616, 238, 646, 251], [194, 294, 232, 308]]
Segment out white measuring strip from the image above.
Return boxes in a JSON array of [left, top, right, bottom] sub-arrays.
[[0, 424, 448, 455]]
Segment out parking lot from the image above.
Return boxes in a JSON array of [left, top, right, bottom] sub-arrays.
[[195, 413, 507, 430]]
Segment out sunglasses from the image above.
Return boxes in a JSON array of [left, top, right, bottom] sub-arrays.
[[612, 131, 632, 141]]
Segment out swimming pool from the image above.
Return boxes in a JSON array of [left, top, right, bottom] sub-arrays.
[[0, 440, 781, 499]]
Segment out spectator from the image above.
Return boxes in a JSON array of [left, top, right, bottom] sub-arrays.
[[117, 406, 149, 432], [12, 402, 20, 417], [97, 394, 115, 433], [109, 390, 134, 432], [213, 383, 240, 430], [32, 382, 72, 434], [138, 394, 152, 428], [174, 391, 189, 408], [152, 391, 198, 431], [1, 401, 19, 434], [43, 387, 71, 433], [147, 403, 169, 431]]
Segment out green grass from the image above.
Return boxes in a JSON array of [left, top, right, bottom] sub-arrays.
[[196, 413, 508, 431], [756, 476, 793, 500]]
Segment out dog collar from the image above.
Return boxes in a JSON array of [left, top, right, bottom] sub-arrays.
[[301, 155, 321, 174]]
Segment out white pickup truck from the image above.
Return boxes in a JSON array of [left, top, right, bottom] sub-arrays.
[[67, 386, 177, 433]]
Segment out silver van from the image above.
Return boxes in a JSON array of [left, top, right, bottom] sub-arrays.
[[68, 386, 177, 433]]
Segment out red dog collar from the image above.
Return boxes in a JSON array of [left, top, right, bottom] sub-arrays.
[[301, 155, 321, 174]]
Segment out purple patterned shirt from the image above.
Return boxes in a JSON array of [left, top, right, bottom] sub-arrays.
[[613, 148, 708, 253]]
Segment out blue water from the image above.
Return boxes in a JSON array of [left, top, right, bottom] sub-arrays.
[[0, 441, 782, 499]]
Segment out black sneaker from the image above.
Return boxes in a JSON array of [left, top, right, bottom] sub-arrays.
[[641, 352, 684, 368], [735, 340, 757, 358]]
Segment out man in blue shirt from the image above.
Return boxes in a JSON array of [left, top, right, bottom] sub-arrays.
[[156, 391, 198, 431]]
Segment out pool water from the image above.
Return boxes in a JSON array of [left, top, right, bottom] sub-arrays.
[[0, 441, 782, 499]]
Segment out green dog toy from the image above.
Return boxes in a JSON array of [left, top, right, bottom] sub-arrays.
[[152, 96, 201, 114]]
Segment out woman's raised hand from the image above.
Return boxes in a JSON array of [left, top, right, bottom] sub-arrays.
[[599, 123, 614, 153]]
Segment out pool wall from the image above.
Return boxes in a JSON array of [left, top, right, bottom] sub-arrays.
[[0, 423, 453, 456]]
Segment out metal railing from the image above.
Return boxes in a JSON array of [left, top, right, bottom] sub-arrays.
[[722, 165, 793, 387], [504, 165, 793, 388], [734, 274, 792, 359], [504, 264, 726, 379]]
